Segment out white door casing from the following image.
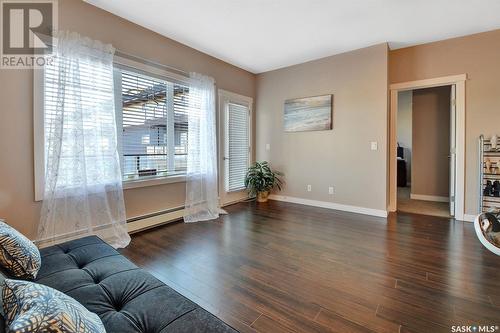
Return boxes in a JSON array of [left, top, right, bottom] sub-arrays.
[[389, 74, 466, 221], [449, 85, 456, 216]]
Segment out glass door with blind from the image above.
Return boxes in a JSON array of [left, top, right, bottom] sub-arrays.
[[218, 90, 253, 206]]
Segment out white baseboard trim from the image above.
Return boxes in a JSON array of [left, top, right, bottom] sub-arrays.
[[221, 196, 250, 207], [462, 214, 477, 223], [268, 194, 388, 218], [410, 194, 449, 202], [127, 207, 184, 234]]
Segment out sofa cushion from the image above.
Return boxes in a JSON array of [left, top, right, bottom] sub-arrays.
[[162, 308, 240, 333], [35, 236, 237, 333], [2, 279, 105, 333], [0, 313, 5, 333], [0, 220, 41, 279], [0, 270, 6, 333]]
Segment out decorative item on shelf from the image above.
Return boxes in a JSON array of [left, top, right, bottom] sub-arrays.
[[485, 158, 492, 173], [484, 181, 493, 197], [491, 134, 498, 151], [494, 181, 500, 197], [245, 161, 283, 203]]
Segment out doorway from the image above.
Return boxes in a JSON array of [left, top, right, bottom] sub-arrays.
[[396, 86, 453, 217], [388, 74, 466, 220], [218, 89, 253, 206]]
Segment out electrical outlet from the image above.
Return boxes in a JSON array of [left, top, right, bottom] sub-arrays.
[[265, 143, 270, 151], [370, 141, 378, 151], [307, 185, 312, 192], [329, 187, 334, 195]]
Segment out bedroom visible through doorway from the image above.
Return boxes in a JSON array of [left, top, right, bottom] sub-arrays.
[[396, 85, 455, 218]]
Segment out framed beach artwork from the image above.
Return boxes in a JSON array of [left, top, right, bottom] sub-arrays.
[[284, 94, 333, 132]]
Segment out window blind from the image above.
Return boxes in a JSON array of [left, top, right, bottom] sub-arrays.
[[226, 102, 250, 192], [116, 68, 189, 181], [43, 54, 118, 188]]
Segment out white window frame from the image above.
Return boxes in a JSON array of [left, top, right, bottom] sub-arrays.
[[33, 56, 192, 201], [218, 89, 253, 193]]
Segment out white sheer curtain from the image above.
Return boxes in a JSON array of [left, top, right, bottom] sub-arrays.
[[38, 32, 130, 248], [184, 73, 226, 222]]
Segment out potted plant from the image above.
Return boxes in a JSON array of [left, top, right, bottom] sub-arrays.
[[244, 161, 283, 202]]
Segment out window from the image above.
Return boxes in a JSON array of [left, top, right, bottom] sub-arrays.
[[113, 67, 189, 182], [35, 59, 193, 200], [41, 51, 119, 190]]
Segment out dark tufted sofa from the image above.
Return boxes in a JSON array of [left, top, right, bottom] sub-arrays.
[[33, 236, 237, 333]]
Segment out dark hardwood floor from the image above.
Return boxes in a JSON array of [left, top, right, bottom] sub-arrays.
[[119, 200, 500, 333]]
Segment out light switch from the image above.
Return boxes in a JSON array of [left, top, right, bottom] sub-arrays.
[[265, 143, 270, 151], [370, 141, 378, 151]]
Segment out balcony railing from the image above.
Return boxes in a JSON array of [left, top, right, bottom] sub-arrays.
[[122, 153, 187, 181]]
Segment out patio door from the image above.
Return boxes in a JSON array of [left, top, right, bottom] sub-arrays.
[[218, 90, 253, 206]]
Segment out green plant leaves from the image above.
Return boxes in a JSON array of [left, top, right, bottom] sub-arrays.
[[244, 161, 283, 196]]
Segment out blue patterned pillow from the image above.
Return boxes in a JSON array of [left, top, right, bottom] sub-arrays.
[[2, 279, 105, 333], [0, 221, 41, 279]]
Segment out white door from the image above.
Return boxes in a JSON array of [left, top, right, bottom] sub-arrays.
[[218, 90, 253, 205], [449, 85, 456, 216]]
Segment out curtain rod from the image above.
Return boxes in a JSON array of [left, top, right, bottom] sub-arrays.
[[39, 33, 190, 78], [114, 49, 190, 78]]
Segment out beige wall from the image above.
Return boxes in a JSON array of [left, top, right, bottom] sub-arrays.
[[0, 0, 256, 239], [397, 91, 412, 184], [256, 44, 388, 211], [2, 0, 497, 235], [411, 86, 450, 198], [390, 29, 500, 215]]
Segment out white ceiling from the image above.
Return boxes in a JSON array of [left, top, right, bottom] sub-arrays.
[[86, 0, 500, 73]]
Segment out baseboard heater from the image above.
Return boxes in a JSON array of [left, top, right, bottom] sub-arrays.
[[33, 207, 185, 246], [127, 206, 185, 234], [35, 199, 247, 245], [126, 197, 251, 234]]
